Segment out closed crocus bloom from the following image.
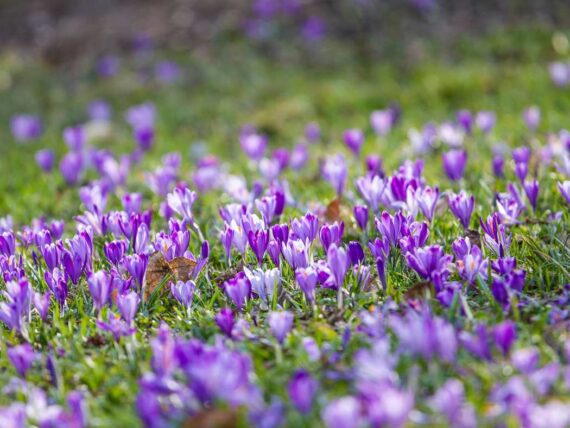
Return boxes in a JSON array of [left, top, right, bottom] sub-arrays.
[[35, 149, 55, 173], [224, 272, 251, 311], [11, 114, 43, 142], [493, 320, 517, 356], [343, 128, 365, 156], [295, 266, 318, 302], [370, 109, 393, 136], [290, 143, 309, 170], [63, 126, 86, 152], [305, 122, 320, 143], [523, 106, 540, 131], [288, 370, 318, 414], [322, 154, 348, 196], [351, 205, 368, 231], [558, 181, 570, 204], [442, 149, 467, 181], [417, 186, 439, 222], [456, 109, 473, 134], [549, 62, 570, 86], [215, 307, 235, 337], [523, 179, 539, 212], [88, 271, 112, 312], [171, 280, 195, 309], [240, 132, 267, 160], [448, 191, 474, 230], [475, 111, 496, 134], [348, 241, 364, 266], [492, 154, 505, 178], [268, 310, 294, 344], [60, 152, 84, 185], [167, 187, 197, 223], [322, 396, 361, 428], [116, 291, 140, 325], [7, 343, 36, 377]]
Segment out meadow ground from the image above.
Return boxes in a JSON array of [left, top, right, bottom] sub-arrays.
[[0, 26, 569, 427]]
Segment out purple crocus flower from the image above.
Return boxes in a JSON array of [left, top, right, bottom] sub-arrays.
[[370, 109, 393, 136], [405, 245, 452, 280], [44, 268, 68, 308], [240, 133, 267, 160], [60, 152, 84, 185], [87, 99, 111, 121], [305, 122, 320, 143], [452, 237, 487, 284], [343, 129, 365, 156], [295, 266, 318, 302], [268, 310, 294, 344], [122, 193, 142, 215], [290, 213, 318, 243], [11, 114, 42, 142], [87, 271, 112, 312], [155, 60, 181, 84], [224, 272, 251, 311], [493, 320, 517, 356], [456, 109, 473, 134], [288, 370, 318, 414], [353, 204, 369, 230], [475, 111, 496, 134], [104, 240, 127, 266], [322, 154, 347, 195], [355, 175, 386, 212], [35, 149, 56, 173], [348, 241, 365, 266], [7, 343, 36, 377], [417, 186, 439, 222], [33, 291, 51, 320], [429, 379, 474, 427], [220, 225, 234, 262], [549, 62, 570, 86], [322, 396, 361, 428], [512, 146, 531, 164], [523, 106, 540, 131], [63, 126, 86, 152], [558, 181, 570, 205], [319, 221, 344, 252], [167, 187, 197, 223], [523, 179, 539, 212], [327, 244, 349, 289], [171, 280, 195, 309], [493, 154, 505, 178], [282, 239, 311, 270], [290, 143, 309, 170], [302, 16, 326, 42], [366, 154, 384, 177], [442, 149, 467, 181], [375, 210, 407, 247], [97, 314, 135, 342], [122, 254, 148, 291], [248, 229, 269, 266], [448, 191, 474, 229], [215, 307, 235, 337], [116, 291, 140, 325]]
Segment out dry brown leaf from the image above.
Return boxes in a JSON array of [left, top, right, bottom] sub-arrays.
[[183, 409, 239, 428], [143, 252, 197, 301], [466, 229, 482, 248], [404, 280, 433, 300], [325, 197, 341, 222]]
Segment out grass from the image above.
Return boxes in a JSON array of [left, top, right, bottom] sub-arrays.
[[0, 26, 569, 426]]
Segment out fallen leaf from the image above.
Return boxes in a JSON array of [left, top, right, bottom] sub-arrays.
[[404, 281, 433, 300], [143, 252, 197, 301], [325, 197, 341, 222], [183, 409, 239, 428]]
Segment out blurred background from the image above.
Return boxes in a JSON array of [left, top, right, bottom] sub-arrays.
[[1, 0, 570, 66]]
